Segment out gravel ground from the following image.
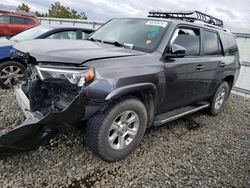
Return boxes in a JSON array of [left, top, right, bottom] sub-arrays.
[[0, 91, 249, 187], [0, 90, 25, 135]]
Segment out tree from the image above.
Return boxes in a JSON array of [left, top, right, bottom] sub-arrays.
[[17, 3, 30, 12], [48, 2, 87, 19], [35, 11, 43, 17], [80, 12, 87, 20], [35, 11, 47, 17], [17, 2, 87, 19]]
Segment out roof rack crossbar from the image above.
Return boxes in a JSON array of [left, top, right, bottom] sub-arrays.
[[148, 10, 223, 28]]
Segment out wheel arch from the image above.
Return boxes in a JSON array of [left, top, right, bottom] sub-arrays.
[[105, 83, 158, 127], [0, 57, 27, 68], [223, 75, 235, 100], [223, 75, 234, 89]]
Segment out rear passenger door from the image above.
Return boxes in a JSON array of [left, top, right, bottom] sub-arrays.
[[200, 29, 224, 97], [9, 16, 26, 35]]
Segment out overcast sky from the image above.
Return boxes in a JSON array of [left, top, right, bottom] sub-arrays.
[[2, 0, 250, 32]]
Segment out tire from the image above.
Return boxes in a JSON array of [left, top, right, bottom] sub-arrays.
[[207, 81, 230, 116], [87, 97, 147, 162], [0, 61, 26, 89]]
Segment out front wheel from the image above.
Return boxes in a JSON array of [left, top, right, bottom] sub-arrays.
[[0, 61, 26, 89], [87, 97, 147, 162], [207, 81, 230, 116]]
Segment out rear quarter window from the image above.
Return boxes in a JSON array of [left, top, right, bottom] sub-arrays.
[[24, 18, 35, 25], [221, 33, 238, 55]]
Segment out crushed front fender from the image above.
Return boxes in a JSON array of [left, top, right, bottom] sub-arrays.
[[0, 84, 85, 155]]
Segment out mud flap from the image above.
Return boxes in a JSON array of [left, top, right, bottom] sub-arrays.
[[0, 84, 85, 155]]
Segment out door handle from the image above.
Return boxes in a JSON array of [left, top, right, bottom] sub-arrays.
[[196, 64, 204, 71], [220, 62, 226, 67]]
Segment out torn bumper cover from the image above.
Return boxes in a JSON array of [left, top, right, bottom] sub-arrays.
[[0, 84, 85, 154]]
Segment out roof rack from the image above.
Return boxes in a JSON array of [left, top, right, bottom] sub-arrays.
[[148, 10, 223, 28], [0, 10, 36, 17]]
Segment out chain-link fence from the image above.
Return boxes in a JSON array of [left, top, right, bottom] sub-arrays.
[[233, 33, 250, 94]]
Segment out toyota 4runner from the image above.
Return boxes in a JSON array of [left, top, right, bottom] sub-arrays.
[[0, 11, 240, 161]]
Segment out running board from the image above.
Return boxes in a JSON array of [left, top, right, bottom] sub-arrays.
[[153, 102, 210, 126]]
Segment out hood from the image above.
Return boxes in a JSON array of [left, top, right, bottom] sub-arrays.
[[0, 38, 14, 48], [13, 39, 146, 64]]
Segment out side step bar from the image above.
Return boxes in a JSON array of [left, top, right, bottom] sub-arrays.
[[153, 102, 210, 126]]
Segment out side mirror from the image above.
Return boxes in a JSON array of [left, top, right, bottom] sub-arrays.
[[165, 44, 187, 58]]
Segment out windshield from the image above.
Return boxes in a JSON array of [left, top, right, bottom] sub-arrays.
[[90, 18, 168, 52], [10, 25, 51, 42]]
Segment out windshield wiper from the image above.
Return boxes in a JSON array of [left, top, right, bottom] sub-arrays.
[[88, 37, 102, 42], [103, 40, 134, 49]]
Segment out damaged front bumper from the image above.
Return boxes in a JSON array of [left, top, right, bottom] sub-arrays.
[[0, 83, 85, 155]]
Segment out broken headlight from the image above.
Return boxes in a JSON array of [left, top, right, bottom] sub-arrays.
[[36, 65, 95, 87]]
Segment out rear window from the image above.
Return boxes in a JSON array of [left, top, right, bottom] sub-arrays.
[[221, 33, 238, 55], [203, 30, 222, 56], [0, 16, 10, 24]]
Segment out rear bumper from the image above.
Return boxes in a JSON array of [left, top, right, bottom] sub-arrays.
[[0, 84, 85, 154]]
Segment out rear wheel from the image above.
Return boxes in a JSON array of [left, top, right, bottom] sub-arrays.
[[87, 97, 147, 161], [0, 61, 25, 89], [207, 81, 230, 116]]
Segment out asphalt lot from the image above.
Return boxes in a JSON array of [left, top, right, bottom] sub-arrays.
[[0, 90, 249, 187]]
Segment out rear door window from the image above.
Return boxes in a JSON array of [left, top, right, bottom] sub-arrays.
[[46, 31, 77, 40], [82, 31, 91, 39], [203, 30, 222, 56], [0, 16, 10, 24], [171, 27, 200, 56], [10, 16, 25, 24]]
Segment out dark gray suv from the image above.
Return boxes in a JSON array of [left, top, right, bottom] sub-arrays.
[[0, 11, 240, 161]]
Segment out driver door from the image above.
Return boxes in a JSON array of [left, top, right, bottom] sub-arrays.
[[160, 26, 208, 112]]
